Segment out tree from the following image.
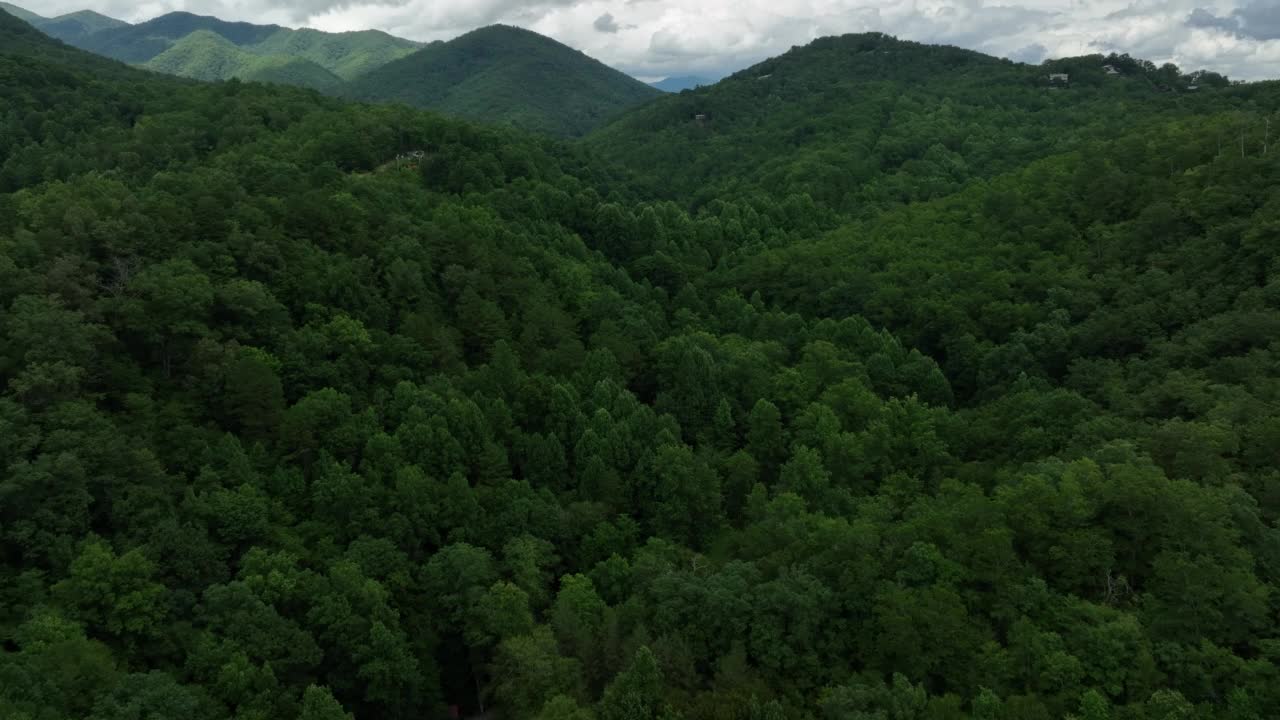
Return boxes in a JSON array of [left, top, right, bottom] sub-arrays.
[[468, 581, 535, 648], [537, 694, 596, 720], [598, 647, 670, 720], [552, 574, 607, 664], [492, 627, 588, 716], [457, 287, 509, 360], [224, 349, 285, 440], [650, 444, 723, 548], [746, 400, 786, 479], [777, 446, 831, 507], [115, 259, 214, 377], [422, 543, 499, 634], [52, 540, 167, 646], [300, 685, 354, 720]]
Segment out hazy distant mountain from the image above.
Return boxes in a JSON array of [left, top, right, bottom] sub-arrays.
[[0, 2, 129, 43], [0, 3, 140, 79], [650, 75, 713, 92], [67, 11, 419, 81], [342, 24, 662, 136], [0, 1, 41, 23], [145, 30, 343, 91]]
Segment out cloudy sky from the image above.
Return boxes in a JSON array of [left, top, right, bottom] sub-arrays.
[[16, 0, 1280, 80]]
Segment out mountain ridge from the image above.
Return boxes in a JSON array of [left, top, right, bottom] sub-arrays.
[[650, 75, 713, 92], [341, 23, 661, 136], [144, 29, 344, 90], [588, 31, 1230, 207], [0, 2, 129, 42], [62, 10, 420, 80]]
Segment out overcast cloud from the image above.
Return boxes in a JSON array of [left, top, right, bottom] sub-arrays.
[[15, 0, 1280, 80]]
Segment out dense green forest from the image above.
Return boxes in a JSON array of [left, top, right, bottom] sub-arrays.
[[3, 7, 1280, 720], [340, 25, 663, 137], [143, 31, 344, 92], [14, 7, 421, 84]]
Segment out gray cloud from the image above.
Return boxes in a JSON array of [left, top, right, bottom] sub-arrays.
[[1187, 1, 1280, 40], [1234, 0, 1280, 39], [1187, 7, 1240, 32], [593, 12, 619, 33]]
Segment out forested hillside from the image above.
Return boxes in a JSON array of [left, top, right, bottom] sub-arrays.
[[588, 33, 1230, 210], [145, 30, 343, 91], [341, 25, 663, 136], [61, 10, 419, 81], [3, 6, 1280, 720], [14, 6, 652, 136]]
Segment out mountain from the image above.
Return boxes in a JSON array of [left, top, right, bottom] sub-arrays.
[[144, 30, 343, 90], [247, 26, 424, 80], [0, 1, 40, 23], [342, 24, 662, 136], [0, 2, 129, 42], [0, 5, 137, 74], [74, 11, 283, 63], [650, 75, 712, 92], [34, 9, 128, 42], [588, 32, 1228, 207], [7, 6, 1280, 720], [68, 10, 418, 81]]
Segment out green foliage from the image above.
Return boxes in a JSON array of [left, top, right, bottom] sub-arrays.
[[342, 25, 662, 137], [144, 31, 343, 91], [587, 33, 1244, 211], [300, 685, 354, 720], [57, 9, 418, 84]]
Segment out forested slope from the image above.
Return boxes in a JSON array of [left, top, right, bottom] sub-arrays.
[[67, 11, 419, 82], [587, 33, 1230, 211], [3, 7, 1280, 720], [341, 25, 663, 137], [145, 30, 343, 91]]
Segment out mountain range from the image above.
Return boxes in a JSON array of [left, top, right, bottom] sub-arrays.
[[0, 3, 661, 135], [0, 1, 126, 42], [71, 10, 422, 83]]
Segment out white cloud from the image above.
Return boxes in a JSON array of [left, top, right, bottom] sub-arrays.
[[11, 0, 1280, 79]]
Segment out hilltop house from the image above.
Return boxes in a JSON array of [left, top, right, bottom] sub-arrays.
[[1103, 65, 1119, 75], [1049, 73, 1069, 83]]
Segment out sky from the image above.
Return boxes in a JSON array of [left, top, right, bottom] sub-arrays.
[[15, 0, 1280, 81]]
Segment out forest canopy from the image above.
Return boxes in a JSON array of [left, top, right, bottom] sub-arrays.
[[3, 8, 1280, 720]]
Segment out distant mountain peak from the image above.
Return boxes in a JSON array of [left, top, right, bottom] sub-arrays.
[[342, 24, 660, 136], [0, 1, 42, 22], [62, 9, 415, 80], [651, 75, 713, 93], [0, 3, 129, 41]]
